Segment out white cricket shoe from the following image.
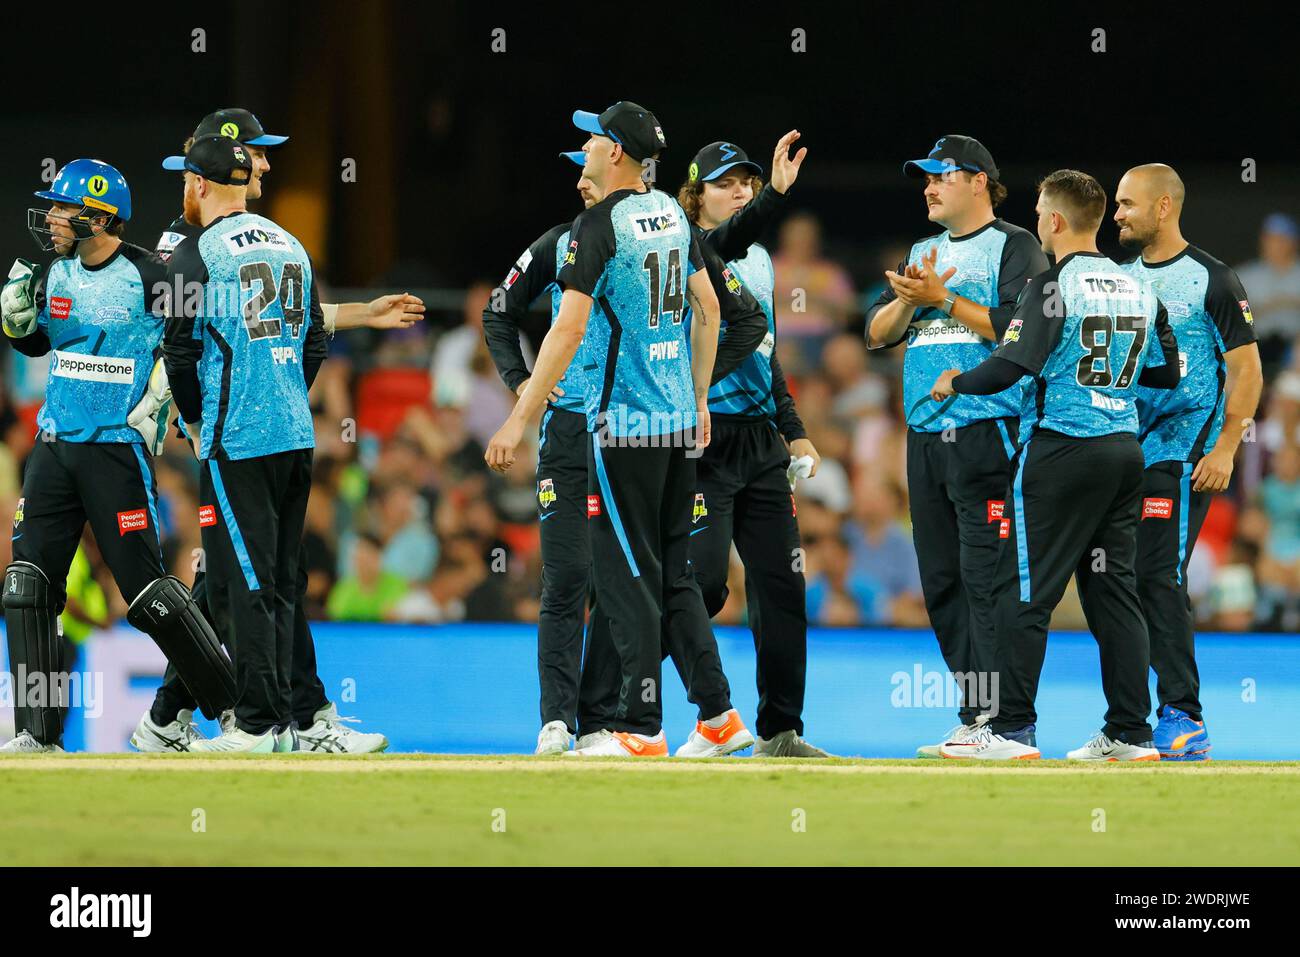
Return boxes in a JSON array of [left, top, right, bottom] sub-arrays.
[[753, 730, 832, 757], [917, 714, 990, 758], [131, 708, 206, 752], [564, 729, 669, 757], [1066, 731, 1160, 762], [939, 723, 1041, 760], [674, 709, 756, 757], [574, 731, 605, 751], [274, 725, 299, 753], [189, 726, 276, 753], [535, 720, 573, 755], [295, 703, 389, 754], [0, 731, 64, 753]]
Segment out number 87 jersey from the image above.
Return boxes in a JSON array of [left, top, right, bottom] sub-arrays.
[[162, 211, 327, 460], [993, 251, 1178, 441], [558, 187, 703, 439]]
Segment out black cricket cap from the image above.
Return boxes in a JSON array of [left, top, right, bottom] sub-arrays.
[[162, 108, 288, 170], [904, 135, 1000, 181], [572, 101, 666, 163], [167, 134, 253, 185], [688, 141, 762, 184]]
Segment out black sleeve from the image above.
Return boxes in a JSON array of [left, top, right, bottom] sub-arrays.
[[483, 223, 566, 393], [990, 229, 1049, 340], [557, 205, 615, 295], [989, 272, 1066, 375], [6, 266, 52, 357], [701, 237, 765, 384], [703, 183, 787, 262], [1204, 261, 1259, 353], [121, 243, 170, 321], [952, 356, 1029, 396], [863, 260, 909, 349], [770, 352, 807, 442], [303, 257, 328, 389], [1138, 301, 1181, 389], [998, 227, 1050, 307], [162, 238, 209, 424], [687, 224, 705, 274]]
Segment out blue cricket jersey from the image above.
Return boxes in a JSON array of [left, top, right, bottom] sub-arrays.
[[1120, 245, 1257, 465], [162, 211, 327, 460]]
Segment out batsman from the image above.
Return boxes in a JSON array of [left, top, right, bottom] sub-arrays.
[[1, 159, 234, 751]]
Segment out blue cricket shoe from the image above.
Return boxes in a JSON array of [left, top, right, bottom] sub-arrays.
[[1153, 706, 1211, 761]]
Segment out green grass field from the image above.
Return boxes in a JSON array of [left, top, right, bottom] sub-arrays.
[[2, 755, 1298, 866]]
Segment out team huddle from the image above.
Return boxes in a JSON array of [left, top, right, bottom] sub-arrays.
[[0, 100, 1263, 761], [485, 106, 1261, 760]]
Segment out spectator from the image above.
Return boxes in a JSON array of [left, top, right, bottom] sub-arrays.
[[327, 533, 409, 622], [1236, 213, 1300, 374], [805, 532, 882, 626], [772, 212, 856, 368], [844, 475, 928, 626], [347, 480, 439, 584]]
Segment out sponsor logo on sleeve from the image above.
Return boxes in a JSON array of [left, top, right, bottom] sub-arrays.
[[1142, 497, 1174, 520], [1002, 318, 1023, 344], [721, 267, 742, 295], [987, 499, 1005, 523], [505, 248, 534, 289], [586, 494, 601, 518], [1240, 299, 1254, 324], [199, 505, 218, 527], [13, 497, 24, 529], [117, 509, 149, 535], [998, 517, 1010, 539], [756, 330, 775, 358], [563, 240, 578, 267], [50, 296, 73, 320], [155, 231, 187, 262]]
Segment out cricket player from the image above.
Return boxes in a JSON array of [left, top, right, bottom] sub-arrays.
[[1114, 163, 1262, 760], [1, 159, 234, 752], [931, 169, 1181, 761], [485, 101, 732, 757], [675, 134, 832, 757], [483, 153, 767, 754], [865, 136, 1049, 756], [162, 135, 326, 752], [134, 109, 418, 753]]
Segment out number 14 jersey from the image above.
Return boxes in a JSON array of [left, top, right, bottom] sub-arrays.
[[558, 187, 705, 439]]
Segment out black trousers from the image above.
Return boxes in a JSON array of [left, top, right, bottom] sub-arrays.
[[990, 430, 1153, 743], [198, 450, 312, 736], [535, 408, 591, 733], [9, 440, 166, 743], [907, 418, 1018, 723], [12, 439, 166, 608], [152, 548, 329, 728], [580, 433, 731, 736], [1136, 461, 1211, 721], [689, 418, 806, 739]]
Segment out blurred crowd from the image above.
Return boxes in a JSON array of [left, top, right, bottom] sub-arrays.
[[2, 211, 1299, 634]]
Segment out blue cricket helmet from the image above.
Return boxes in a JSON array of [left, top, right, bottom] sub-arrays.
[[35, 158, 132, 221]]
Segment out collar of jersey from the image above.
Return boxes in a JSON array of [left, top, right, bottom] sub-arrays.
[[945, 218, 1000, 243], [1133, 244, 1192, 271]]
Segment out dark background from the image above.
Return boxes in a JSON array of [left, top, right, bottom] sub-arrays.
[[2, 2, 1296, 292]]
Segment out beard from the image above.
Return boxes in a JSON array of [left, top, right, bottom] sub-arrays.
[[1118, 223, 1153, 250], [182, 185, 201, 226]]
